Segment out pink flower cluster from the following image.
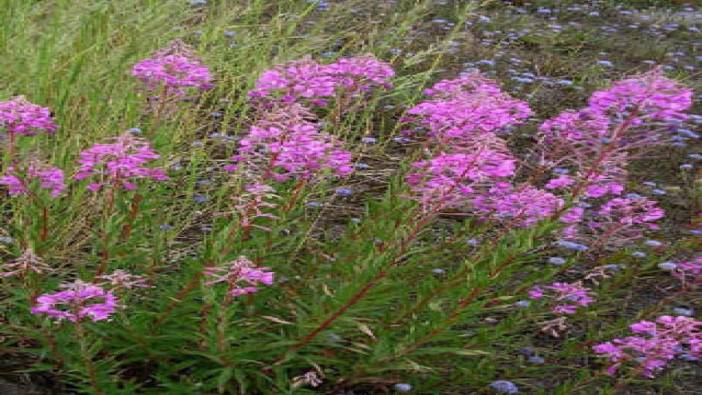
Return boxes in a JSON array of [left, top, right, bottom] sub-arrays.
[[473, 183, 563, 227], [132, 40, 213, 94], [405, 150, 515, 210], [204, 256, 274, 297], [31, 281, 118, 322], [594, 315, 701, 377], [528, 281, 595, 315], [0, 162, 65, 197], [228, 104, 353, 182], [74, 132, 168, 191], [249, 55, 394, 106], [533, 69, 691, 248], [0, 96, 57, 136], [233, 183, 279, 232], [597, 196, 665, 225], [0, 249, 52, 278], [404, 72, 559, 227], [588, 68, 692, 124], [537, 69, 692, 188], [405, 72, 532, 142], [96, 270, 150, 291], [561, 195, 665, 250]]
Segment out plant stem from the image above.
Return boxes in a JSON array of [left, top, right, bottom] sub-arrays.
[[40, 206, 49, 242], [216, 292, 234, 354], [120, 194, 142, 240], [277, 211, 431, 361], [385, 253, 520, 361], [75, 321, 103, 395], [7, 131, 16, 164], [96, 188, 116, 276], [154, 270, 205, 326]]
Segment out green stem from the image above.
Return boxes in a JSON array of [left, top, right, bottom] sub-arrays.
[[75, 321, 103, 395]]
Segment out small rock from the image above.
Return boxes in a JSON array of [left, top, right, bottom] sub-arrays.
[[527, 355, 545, 365], [548, 257, 566, 266], [672, 307, 694, 317], [658, 261, 677, 271], [489, 380, 519, 394]]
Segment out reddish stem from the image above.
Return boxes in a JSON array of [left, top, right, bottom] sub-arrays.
[[120, 194, 143, 240], [40, 206, 49, 242]]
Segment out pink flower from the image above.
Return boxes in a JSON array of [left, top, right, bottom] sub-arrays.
[[74, 132, 167, 191], [204, 256, 275, 298], [670, 255, 702, 287], [598, 196, 664, 225], [539, 109, 609, 143], [594, 315, 701, 378], [545, 175, 574, 190], [406, 148, 516, 211], [96, 270, 150, 290], [585, 181, 624, 198], [593, 342, 624, 359], [406, 72, 531, 142], [630, 321, 657, 335], [0, 96, 57, 136], [0, 249, 53, 278], [132, 39, 213, 93], [229, 104, 353, 182], [0, 162, 65, 198], [588, 67, 692, 124], [528, 286, 544, 299], [562, 194, 664, 250], [530, 281, 595, 316], [547, 282, 595, 307], [472, 184, 563, 227], [31, 282, 118, 322], [536, 69, 692, 214], [249, 55, 393, 106], [560, 207, 584, 224]]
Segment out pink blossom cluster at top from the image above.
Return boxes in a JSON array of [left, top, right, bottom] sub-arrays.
[[132, 39, 213, 94], [594, 315, 701, 377], [31, 281, 118, 322], [405, 72, 532, 143], [0, 162, 65, 197], [537, 70, 692, 194], [532, 69, 691, 248], [227, 104, 353, 182], [248, 55, 394, 107], [0, 96, 57, 136], [74, 132, 168, 191], [404, 72, 559, 227], [588, 68, 693, 124], [528, 281, 595, 315], [204, 256, 274, 297]]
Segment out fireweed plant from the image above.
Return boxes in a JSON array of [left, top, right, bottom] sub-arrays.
[[0, 96, 57, 162], [0, 19, 700, 394], [132, 39, 213, 126]]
